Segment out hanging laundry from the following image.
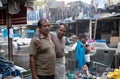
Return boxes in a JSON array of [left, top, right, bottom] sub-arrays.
[[75, 40, 86, 68]]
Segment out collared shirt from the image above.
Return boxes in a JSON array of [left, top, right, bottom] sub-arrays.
[[50, 32, 65, 58], [30, 33, 56, 76]]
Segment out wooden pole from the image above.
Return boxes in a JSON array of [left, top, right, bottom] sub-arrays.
[[89, 19, 92, 39], [76, 23, 78, 36], [6, 1, 13, 61], [93, 19, 97, 40]]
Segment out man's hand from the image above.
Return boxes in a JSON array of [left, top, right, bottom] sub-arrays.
[[32, 75, 39, 79]]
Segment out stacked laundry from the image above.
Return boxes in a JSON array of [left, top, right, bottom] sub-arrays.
[[65, 69, 97, 79], [0, 57, 21, 79]]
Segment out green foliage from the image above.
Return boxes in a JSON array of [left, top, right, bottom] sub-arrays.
[[21, 69, 31, 77], [34, 0, 56, 8]]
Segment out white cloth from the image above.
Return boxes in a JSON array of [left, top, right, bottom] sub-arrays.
[[9, 28, 14, 38], [55, 57, 66, 79], [85, 54, 90, 62], [71, 42, 77, 51], [0, 0, 3, 7]]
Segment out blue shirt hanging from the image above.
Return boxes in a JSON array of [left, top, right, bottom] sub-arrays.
[[75, 40, 86, 68]]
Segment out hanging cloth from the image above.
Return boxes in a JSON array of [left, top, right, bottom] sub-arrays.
[[8, 0, 20, 14], [75, 40, 86, 68], [0, 0, 3, 7]]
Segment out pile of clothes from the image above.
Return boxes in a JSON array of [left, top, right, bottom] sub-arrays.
[[65, 70, 97, 79], [0, 57, 21, 79]]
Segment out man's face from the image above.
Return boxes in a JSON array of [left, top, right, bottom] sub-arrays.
[[57, 25, 67, 39], [40, 20, 51, 36]]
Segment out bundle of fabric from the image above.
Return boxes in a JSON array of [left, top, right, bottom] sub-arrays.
[[0, 57, 21, 79]]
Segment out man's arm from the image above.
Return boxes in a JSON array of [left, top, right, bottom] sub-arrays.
[[30, 55, 39, 79]]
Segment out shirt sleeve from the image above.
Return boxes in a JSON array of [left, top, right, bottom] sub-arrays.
[[30, 38, 37, 56]]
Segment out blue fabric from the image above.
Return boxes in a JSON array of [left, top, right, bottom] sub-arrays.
[[95, 39, 106, 43], [75, 41, 86, 68], [2, 28, 8, 37], [0, 57, 21, 79]]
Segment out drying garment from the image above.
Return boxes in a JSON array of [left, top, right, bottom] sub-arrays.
[[75, 40, 86, 68], [8, 1, 20, 14]]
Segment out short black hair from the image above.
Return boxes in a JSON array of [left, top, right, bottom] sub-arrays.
[[57, 23, 68, 30], [37, 19, 48, 28]]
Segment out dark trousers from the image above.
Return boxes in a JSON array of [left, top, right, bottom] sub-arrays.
[[86, 62, 91, 68], [37, 75, 54, 79]]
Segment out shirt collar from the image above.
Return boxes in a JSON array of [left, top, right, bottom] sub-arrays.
[[40, 33, 50, 39]]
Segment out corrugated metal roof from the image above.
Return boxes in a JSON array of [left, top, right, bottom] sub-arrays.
[[1, 0, 27, 4], [93, 13, 120, 20]]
